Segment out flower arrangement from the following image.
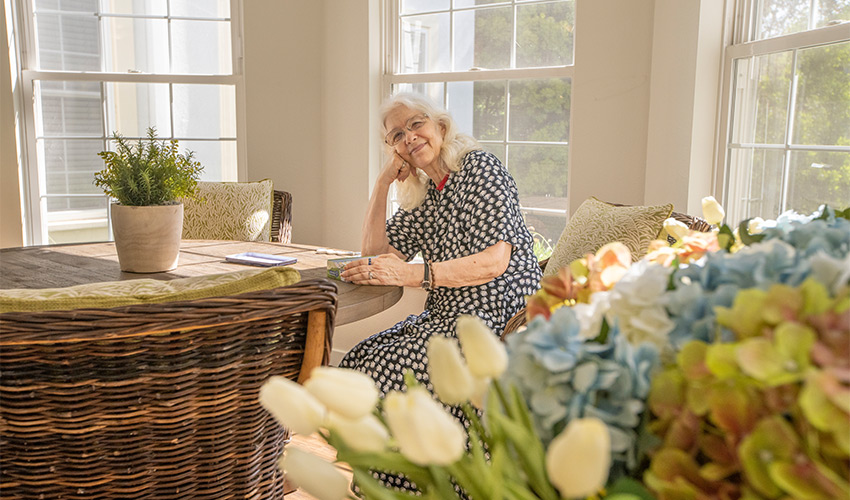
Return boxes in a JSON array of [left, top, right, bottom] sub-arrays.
[[258, 198, 849, 500]]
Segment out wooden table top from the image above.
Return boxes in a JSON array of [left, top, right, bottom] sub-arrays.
[[0, 240, 403, 326]]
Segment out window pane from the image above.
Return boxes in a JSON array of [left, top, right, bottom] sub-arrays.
[[170, 0, 230, 18], [402, 0, 449, 15], [454, 7, 511, 70], [102, 17, 170, 73], [816, 0, 850, 28], [173, 84, 236, 138], [180, 140, 237, 181], [792, 42, 850, 146], [730, 52, 792, 145], [455, 0, 506, 6], [98, 0, 167, 16], [171, 20, 232, 74], [35, 0, 97, 11], [36, 81, 103, 137], [726, 147, 785, 220], [34, 12, 100, 71], [516, 1, 574, 67], [447, 80, 505, 140], [105, 82, 171, 137], [507, 144, 568, 247], [394, 82, 445, 106], [787, 150, 850, 215], [46, 196, 109, 245], [42, 139, 104, 197], [509, 78, 570, 142], [480, 142, 505, 164], [401, 13, 450, 73], [757, 0, 812, 39]]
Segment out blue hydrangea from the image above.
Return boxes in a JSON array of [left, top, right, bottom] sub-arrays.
[[503, 307, 659, 480]]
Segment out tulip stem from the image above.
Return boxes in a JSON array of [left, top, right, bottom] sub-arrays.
[[461, 403, 493, 450]]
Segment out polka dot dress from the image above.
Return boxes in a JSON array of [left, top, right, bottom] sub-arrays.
[[339, 150, 542, 491]]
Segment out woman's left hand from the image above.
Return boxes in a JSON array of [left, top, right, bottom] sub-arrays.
[[341, 253, 409, 286]]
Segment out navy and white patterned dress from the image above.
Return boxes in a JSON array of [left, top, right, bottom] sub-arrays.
[[340, 149, 541, 396]]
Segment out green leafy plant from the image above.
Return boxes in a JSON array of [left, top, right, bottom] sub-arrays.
[[94, 127, 203, 206]]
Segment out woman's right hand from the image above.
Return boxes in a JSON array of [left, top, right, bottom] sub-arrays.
[[379, 152, 412, 186]]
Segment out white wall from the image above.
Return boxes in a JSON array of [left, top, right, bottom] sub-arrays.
[[569, 0, 656, 213]]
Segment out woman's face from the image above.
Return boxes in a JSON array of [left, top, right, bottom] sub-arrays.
[[385, 105, 445, 170]]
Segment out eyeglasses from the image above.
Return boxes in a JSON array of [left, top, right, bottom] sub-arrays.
[[384, 113, 429, 146]]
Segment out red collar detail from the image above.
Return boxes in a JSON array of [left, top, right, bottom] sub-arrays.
[[436, 174, 450, 191]]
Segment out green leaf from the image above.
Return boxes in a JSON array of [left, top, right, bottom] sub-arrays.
[[717, 224, 735, 251], [605, 477, 657, 500], [352, 469, 418, 500]]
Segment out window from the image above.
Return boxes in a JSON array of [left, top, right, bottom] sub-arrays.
[[386, 0, 574, 256], [8, 0, 243, 245], [720, 0, 850, 224]]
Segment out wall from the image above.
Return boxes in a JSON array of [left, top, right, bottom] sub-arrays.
[[1, 2, 23, 248], [569, 0, 656, 213], [242, 0, 326, 246], [644, 0, 724, 216]]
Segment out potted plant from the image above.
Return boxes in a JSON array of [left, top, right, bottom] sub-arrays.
[[94, 127, 203, 273]]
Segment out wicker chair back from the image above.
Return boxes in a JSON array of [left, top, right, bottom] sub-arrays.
[[0, 278, 336, 500]]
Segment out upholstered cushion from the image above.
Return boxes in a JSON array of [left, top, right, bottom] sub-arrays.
[[182, 180, 274, 241], [0, 267, 300, 313], [543, 197, 673, 276]]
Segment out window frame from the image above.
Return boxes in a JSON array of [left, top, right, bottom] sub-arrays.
[[382, 0, 575, 226], [8, 0, 248, 246], [715, 0, 850, 224]]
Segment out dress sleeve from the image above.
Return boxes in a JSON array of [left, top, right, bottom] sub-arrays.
[[461, 151, 528, 254], [385, 208, 418, 261]]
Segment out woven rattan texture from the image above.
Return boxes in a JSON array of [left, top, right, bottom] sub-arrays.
[[271, 190, 292, 244], [0, 278, 337, 499], [501, 209, 712, 338]]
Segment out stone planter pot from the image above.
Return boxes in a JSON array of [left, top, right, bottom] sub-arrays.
[[111, 203, 183, 273]]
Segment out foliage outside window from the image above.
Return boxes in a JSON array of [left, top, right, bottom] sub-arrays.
[[387, 0, 575, 258], [7, 0, 241, 245], [722, 0, 850, 224]]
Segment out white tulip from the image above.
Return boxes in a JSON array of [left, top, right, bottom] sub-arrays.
[[663, 217, 690, 242], [545, 417, 611, 499], [383, 387, 466, 466], [259, 376, 325, 435], [455, 315, 508, 378], [304, 366, 379, 420], [469, 375, 491, 410], [279, 447, 350, 500], [326, 412, 389, 453], [747, 217, 765, 235], [701, 196, 725, 225], [427, 336, 475, 405]]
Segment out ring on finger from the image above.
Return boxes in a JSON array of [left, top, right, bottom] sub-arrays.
[[369, 271, 374, 280], [368, 257, 372, 265]]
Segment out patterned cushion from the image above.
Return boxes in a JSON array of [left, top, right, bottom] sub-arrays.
[[543, 197, 673, 277], [182, 180, 274, 241], [0, 267, 300, 313]]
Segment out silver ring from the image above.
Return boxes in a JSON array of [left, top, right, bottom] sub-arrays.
[[369, 271, 374, 280], [368, 257, 372, 265]]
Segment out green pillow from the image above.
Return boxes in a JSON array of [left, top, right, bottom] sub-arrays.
[[182, 180, 274, 241], [0, 267, 300, 313], [544, 197, 673, 277]]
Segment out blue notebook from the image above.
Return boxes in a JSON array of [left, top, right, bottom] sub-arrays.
[[225, 252, 297, 267]]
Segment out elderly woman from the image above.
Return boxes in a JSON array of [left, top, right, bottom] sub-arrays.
[[339, 93, 541, 397]]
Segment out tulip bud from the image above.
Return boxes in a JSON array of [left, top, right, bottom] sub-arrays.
[[456, 315, 508, 378], [260, 376, 325, 435], [747, 217, 765, 235], [383, 387, 466, 466], [304, 366, 379, 420], [279, 447, 350, 500], [326, 412, 389, 453], [427, 336, 475, 405], [469, 376, 491, 409], [545, 417, 611, 499], [701, 196, 725, 225], [663, 217, 690, 242]]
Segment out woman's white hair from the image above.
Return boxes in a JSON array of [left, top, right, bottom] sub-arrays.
[[381, 93, 480, 209]]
